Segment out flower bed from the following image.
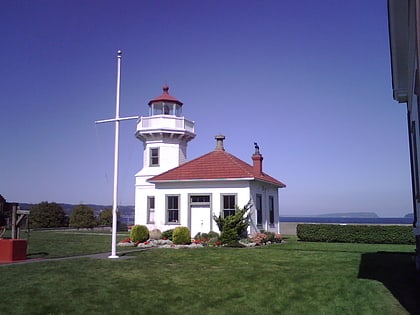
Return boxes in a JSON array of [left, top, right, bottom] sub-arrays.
[[117, 232, 282, 249]]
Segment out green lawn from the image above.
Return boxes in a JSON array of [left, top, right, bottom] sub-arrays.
[[0, 231, 419, 314], [21, 229, 131, 258]]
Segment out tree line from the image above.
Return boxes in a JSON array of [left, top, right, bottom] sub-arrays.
[[29, 202, 116, 229]]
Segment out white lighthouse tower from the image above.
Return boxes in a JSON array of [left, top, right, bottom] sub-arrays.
[[134, 85, 195, 226]]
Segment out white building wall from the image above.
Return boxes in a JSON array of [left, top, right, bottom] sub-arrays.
[[249, 182, 280, 234], [139, 180, 253, 235]]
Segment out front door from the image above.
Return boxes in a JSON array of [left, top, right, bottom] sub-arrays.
[[190, 205, 211, 237]]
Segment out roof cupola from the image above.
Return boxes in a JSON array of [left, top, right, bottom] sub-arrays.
[[148, 85, 183, 116]]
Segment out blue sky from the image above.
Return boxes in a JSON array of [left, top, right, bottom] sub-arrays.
[[0, 0, 412, 217]]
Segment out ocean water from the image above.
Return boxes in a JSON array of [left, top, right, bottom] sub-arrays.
[[279, 216, 413, 225]]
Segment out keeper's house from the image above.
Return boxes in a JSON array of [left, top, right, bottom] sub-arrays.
[[134, 86, 286, 237]]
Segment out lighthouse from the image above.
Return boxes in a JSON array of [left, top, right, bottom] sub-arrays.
[[134, 85, 195, 225]]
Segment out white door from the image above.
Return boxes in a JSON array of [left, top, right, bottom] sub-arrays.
[[190, 206, 211, 237]]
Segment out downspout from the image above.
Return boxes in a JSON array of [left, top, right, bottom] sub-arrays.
[[415, 0, 420, 272], [408, 111, 418, 228]]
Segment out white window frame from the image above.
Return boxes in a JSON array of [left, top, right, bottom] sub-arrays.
[[166, 195, 180, 224], [147, 196, 155, 224], [150, 147, 159, 166]]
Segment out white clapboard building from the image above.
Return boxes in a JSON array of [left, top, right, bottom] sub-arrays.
[[134, 86, 285, 236]]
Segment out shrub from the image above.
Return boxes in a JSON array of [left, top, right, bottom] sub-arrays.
[[261, 231, 275, 242], [219, 228, 238, 245], [251, 232, 268, 245], [130, 225, 149, 243], [149, 229, 162, 240], [274, 233, 283, 243], [207, 231, 219, 239], [172, 226, 191, 245], [194, 232, 209, 240], [213, 204, 250, 245], [161, 229, 174, 241], [296, 224, 415, 244]]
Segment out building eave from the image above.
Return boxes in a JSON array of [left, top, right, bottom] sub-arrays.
[[148, 177, 285, 188], [388, 0, 410, 103]]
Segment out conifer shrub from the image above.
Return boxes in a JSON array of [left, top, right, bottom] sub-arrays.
[[130, 225, 149, 243], [172, 226, 191, 245], [149, 229, 162, 240], [213, 204, 250, 245], [161, 229, 174, 241]]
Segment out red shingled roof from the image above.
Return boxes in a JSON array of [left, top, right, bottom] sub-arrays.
[[148, 85, 183, 105], [149, 149, 286, 187]]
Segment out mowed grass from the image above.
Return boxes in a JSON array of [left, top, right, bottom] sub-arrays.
[[21, 229, 131, 258], [0, 231, 419, 315]]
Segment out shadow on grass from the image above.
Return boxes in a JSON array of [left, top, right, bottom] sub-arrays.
[[358, 252, 420, 315]]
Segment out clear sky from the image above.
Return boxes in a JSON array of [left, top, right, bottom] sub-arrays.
[[0, 0, 412, 217]]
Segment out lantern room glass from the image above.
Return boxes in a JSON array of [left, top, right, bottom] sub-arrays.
[[150, 102, 182, 117]]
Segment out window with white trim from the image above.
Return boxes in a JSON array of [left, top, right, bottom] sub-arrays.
[[147, 196, 155, 224], [269, 196, 275, 224], [150, 148, 159, 166], [222, 194, 236, 217], [256, 194, 263, 226], [167, 195, 179, 224]]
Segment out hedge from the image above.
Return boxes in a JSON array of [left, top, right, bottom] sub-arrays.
[[296, 224, 415, 244]]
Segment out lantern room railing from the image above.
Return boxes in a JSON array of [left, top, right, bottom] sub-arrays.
[[137, 115, 195, 134]]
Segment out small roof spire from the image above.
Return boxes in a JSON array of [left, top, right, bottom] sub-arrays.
[[162, 84, 169, 94]]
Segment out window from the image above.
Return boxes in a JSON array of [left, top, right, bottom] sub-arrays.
[[269, 196, 275, 224], [222, 195, 236, 217], [190, 195, 210, 203], [147, 196, 155, 224], [163, 104, 170, 115], [150, 148, 159, 166], [256, 194, 262, 225], [167, 195, 179, 223]]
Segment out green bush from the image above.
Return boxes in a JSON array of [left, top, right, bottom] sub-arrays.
[[130, 225, 149, 243], [161, 229, 174, 241], [261, 231, 276, 242], [213, 204, 250, 245], [207, 231, 219, 239], [219, 228, 238, 245], [194, 232, 208, 240], [296, 224, 415, 244], [172, 226, 191, 245]]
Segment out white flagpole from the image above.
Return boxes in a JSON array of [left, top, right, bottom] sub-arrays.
[[109, 50, 122, 258], [95, 50, 138, 259]]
